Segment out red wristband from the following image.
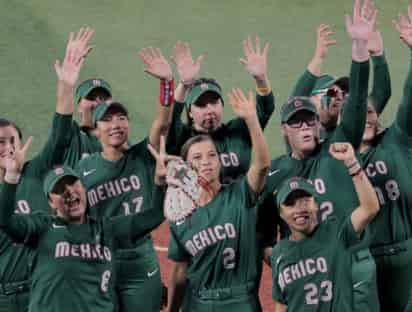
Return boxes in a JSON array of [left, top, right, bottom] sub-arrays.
[[159, 79, 174, 107]]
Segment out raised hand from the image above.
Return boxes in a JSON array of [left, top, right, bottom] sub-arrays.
[[329, 142, 356, 164], [4, 136, 33, 176], [55, 27, 94, 86], [345, 0, 377, 41], [148, 136, 181, 185], [393, 5, 412, 48], [367, 30, 383, 55], [139, 47, 173, 81], [314, 24, 336, 60], [240, 36, 269, 81], [227, 88, 256, 120], [171, 41, 204, 85]]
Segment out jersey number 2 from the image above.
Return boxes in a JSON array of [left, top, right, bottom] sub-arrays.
[[223, 247, 236, 269]]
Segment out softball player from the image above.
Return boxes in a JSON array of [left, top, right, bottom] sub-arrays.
[[292, 10, 390, 140], [0, 27, 90, 311], [272, 142, 379, 311], [75, 46, 174, 311], [0, 137, 167, 312], [358, 8, 412, 310], [167, 88, 270, 312], [167, 38, 274, 184], [262, 2, 381, 310]]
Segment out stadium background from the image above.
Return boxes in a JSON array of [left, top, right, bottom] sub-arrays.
[[1, 0, 410, 310]]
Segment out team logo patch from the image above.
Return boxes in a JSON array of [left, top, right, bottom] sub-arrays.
[[200, 83, 209, 91], [294, 99, 303, 107], [54, 167, 64, 175], [92, 79, 101, 86], [289, 181, 299, 190]]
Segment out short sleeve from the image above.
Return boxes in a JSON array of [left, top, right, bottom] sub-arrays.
[[271, 248, 287, 303], [168, 226, 191, 262], [338, 217, 361, 249], [238, 177, 258, 209]]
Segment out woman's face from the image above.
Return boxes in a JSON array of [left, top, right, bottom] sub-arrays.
[[0, 126, 20, 170], [186, 139, 221, 184], [48, 177, 87, 224], [95, 110, 130, 149], [282, 111, 320, 157], [280, 192, 318, 238], [189, 92, 223, 133]]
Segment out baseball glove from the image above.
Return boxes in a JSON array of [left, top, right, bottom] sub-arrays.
[[164, 159, 201, 222]]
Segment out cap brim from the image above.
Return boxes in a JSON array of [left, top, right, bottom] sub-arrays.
[[47, 173, 80, 195], [283, 106, 318, 123]]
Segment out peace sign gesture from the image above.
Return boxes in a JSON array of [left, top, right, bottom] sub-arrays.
[[55, 27, 94, 86], [240, 36, 269, 81], [4, 137, 33, 181], [148, 136, 181, 186]]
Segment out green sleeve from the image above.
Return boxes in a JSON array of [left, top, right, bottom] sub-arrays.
[[30, 113, 73, 171], [332, 60, 369, 148], [271, 247, 286, 303], [256, 92, 275, 129], [290, 70, 319, 96], [0, 183, 47, 244], [110, 185, 165, 241], [370, 54, 391, 115], [395, 51, 412, 137], [166, 101, 190, 155], [338, 217, 361, 249], [168, 226, 191, 261]]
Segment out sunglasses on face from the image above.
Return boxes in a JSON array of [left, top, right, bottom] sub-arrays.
[[286, 115, 318, 129], [325, 87, 348, 99], [85, 89, 111, 102]]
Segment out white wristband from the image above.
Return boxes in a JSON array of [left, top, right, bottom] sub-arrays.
[[4, 173, 21, 184]]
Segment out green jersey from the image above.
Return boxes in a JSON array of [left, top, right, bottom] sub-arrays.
[[271, 217, 361, 311], [62, 120, 101, 168], [300, 60, 370, 222], [0, 113, 72, 284], [0, 182, 164, 312], [167, 93, 274, 183], [75, 138, 160, 278], [292, 55, 390, 141], [168, 177, 258, 296], [360, 55, 412, 247]]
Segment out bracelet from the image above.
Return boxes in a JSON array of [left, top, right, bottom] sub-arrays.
[[4, 172, 21, 184], [256, 82, 271, 94], [350, 166, 363, 177], [180, 79, 195, 88], [159, 79, 175, 107], [348, 161, 362, 176]]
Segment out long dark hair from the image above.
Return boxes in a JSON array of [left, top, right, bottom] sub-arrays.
[[186, 78, 222, 127], [0, 118, 23, 139]]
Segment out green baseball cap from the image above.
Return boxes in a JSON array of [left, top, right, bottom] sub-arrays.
[[280, 97, 318, 123], [276, 177, 316, 208], [185, 81, 223, 109], [75, 78, 112, 104], [311, 74, 349, 95], [92, 101, 128, 127], [43, 166, 80, 196]]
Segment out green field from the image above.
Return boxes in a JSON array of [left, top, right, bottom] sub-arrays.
[[1, 0, 411, 157]]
